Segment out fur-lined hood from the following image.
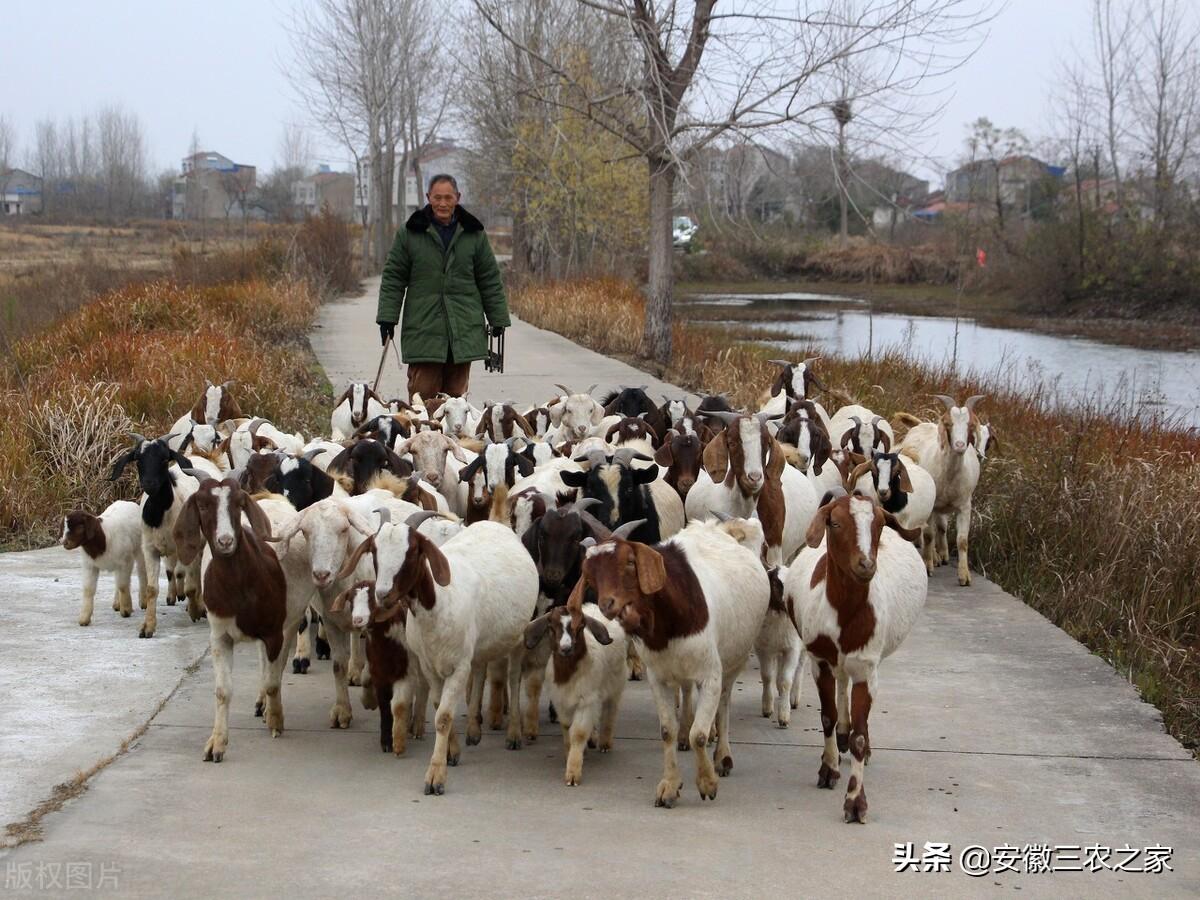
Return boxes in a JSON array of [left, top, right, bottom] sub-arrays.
[[405, 204, 485, 234]]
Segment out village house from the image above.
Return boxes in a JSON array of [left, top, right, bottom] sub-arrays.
[[292, 165, 355, 220], [354, 140, 471, 224], [944, 154, 1065, 215], [171, 151, 257, 220], [0, 168, 43, 215]]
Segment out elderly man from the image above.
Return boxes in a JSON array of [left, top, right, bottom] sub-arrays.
[[376, 173, 509, 400]]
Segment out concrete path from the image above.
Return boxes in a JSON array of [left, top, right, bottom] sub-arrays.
[[2, 279, 1198, 897]]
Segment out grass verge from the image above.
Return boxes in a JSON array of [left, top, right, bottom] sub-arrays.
[[0, 277, 331, 549], [512, 276, 1200, 754]]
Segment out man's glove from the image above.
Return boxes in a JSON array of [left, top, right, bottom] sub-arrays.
[[490, 325, 505, 338], [378, 322, 395, 346]]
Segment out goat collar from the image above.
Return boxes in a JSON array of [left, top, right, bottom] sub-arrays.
[[406, 204, 485, 234]]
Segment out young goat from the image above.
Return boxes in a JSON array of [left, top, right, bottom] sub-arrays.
[[62, 501, 147, 626], [331, 382, 389, 440], [571, 518, 770, 807], [784, 490, 927, 823], [525, 602, 627, 786], [753, 565, 804, 727]]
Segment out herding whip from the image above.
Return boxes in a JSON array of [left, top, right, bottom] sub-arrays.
[[372, 337, 404, 394]]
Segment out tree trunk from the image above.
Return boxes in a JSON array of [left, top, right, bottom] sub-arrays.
[[643, 157, 675, 365], [837, 122, 849, 246]]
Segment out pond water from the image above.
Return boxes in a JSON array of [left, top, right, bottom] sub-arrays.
[[684, 293, 1200, 428]]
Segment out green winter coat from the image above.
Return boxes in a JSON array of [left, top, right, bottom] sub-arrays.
[[376, 205, 510, 364]]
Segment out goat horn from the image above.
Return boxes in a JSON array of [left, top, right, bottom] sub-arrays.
[[933, 394, 958, 410], [756, 412, 782, 425], [581, 536, 597, 549], [766, 359, 792, 367], [964, 394, 986, 410], [710, 510, 735, 522], [609, 519, 646, 541], [405, 510, 442, 530], [572, 497, 602, 514], [846, 461, 874, 488], [302, 447, 327, 462], [129, 432, 148, 445], [705, 410, 744, 424], [373, 507, 391, 532], [222, 380, 236, 390], [584, 383, 598, 395], [850, 415, 863, 427], [247, 417, 269, 437], [178, 467, 206, 482], [840, 427, 855, 449], [554, 384, 574, 397], [802, 356, 822, 367]]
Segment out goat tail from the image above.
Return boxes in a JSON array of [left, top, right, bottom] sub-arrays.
[[890, 412, 924, 433], [488, 483, 511, 525]]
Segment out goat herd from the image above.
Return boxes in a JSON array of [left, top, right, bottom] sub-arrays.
[[60, 360, 994, 823]]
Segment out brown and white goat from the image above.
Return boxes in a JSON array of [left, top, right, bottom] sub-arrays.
[[189, 380, 242, 426], [173, 475, 299, 763], [784, 490, 927, 823], [570, 518, 770, 807], [684, 412, 818, 565]]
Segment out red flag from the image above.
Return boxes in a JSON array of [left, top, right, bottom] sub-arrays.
[[976, 247, 987, 268]]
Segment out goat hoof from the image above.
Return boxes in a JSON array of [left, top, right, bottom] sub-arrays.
[[715, 755, 733, 777], [843, 790, 868, 824], [836, 732, 849, 754], [654, 780, 681, 808], [138, 626, 153, 639], [166, 597, 177, 607], [817, 762, 840, 789], [777, 719, 790, 729], [790, 700, 799, 710], [381, 739, 393, 753], [120, 609, 131, 618], [697, 776, 718, 801], [447, 753, 460, 767], [316, 637, 331, 659], [677, 738, 690, 751], [254, 701, 264, 718], [423, 782, 445, 796], [506, 738, 522, 751], [291, 658, 303, 675]]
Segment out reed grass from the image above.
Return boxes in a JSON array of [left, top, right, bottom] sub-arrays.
[[512, 277, 1200, 752]]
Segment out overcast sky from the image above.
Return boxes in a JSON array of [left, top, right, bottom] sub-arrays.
[[0, 0, 1093, 185]]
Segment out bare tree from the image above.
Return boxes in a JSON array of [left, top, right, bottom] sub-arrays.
[[1089, 0, 1136, 211], [287, 0, 448, 272], [474, 0, 988, 362], [278, 122, 314, 174], [1130, 0, 1199, 227], [0, 113, 18, 209]]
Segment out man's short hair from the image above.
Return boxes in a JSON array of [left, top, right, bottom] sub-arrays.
[[428, 173, 458, 192]]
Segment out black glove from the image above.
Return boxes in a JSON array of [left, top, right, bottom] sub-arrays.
[[490, 325, 505, 338], [378, 322, 395, 346]]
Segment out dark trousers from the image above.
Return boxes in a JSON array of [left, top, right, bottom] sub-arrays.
[[407, 361, 471, 400]]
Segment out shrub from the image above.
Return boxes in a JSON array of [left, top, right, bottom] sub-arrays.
[[293, 207, 359, 298]]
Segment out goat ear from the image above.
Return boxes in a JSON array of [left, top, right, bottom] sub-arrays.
[[240, 492, 275, 542], [702, 432, 729, 483], [560, 469, 588, 488], [515, 453, 535, 478], [336, 536, 375, 581], [108, 447, 139, 482], [653, 442, 674, 467], [633, 463, 659, 485], [458, 456, 484, 483], [520, 517, 541, 563], [564, 575, 588, 615], [583, 615, 614, 646], [172, 494, 205, 566], [896, 459, 914, 493], [883, 511, 922, 544], [765, 437, 785, 481], [805, 503, 831, 549], [417, 532, 452, 586], [386, 447, 412, 475], [327, 447, 352, 474], [589, 402, 604, 426], [633, 544, 666, 595], [524, 613, 552, 650], [511, 411, 535, 437]]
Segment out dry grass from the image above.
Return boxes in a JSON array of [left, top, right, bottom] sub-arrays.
[[0, 278, 331, 548], [512, 277, 1200, 752]]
